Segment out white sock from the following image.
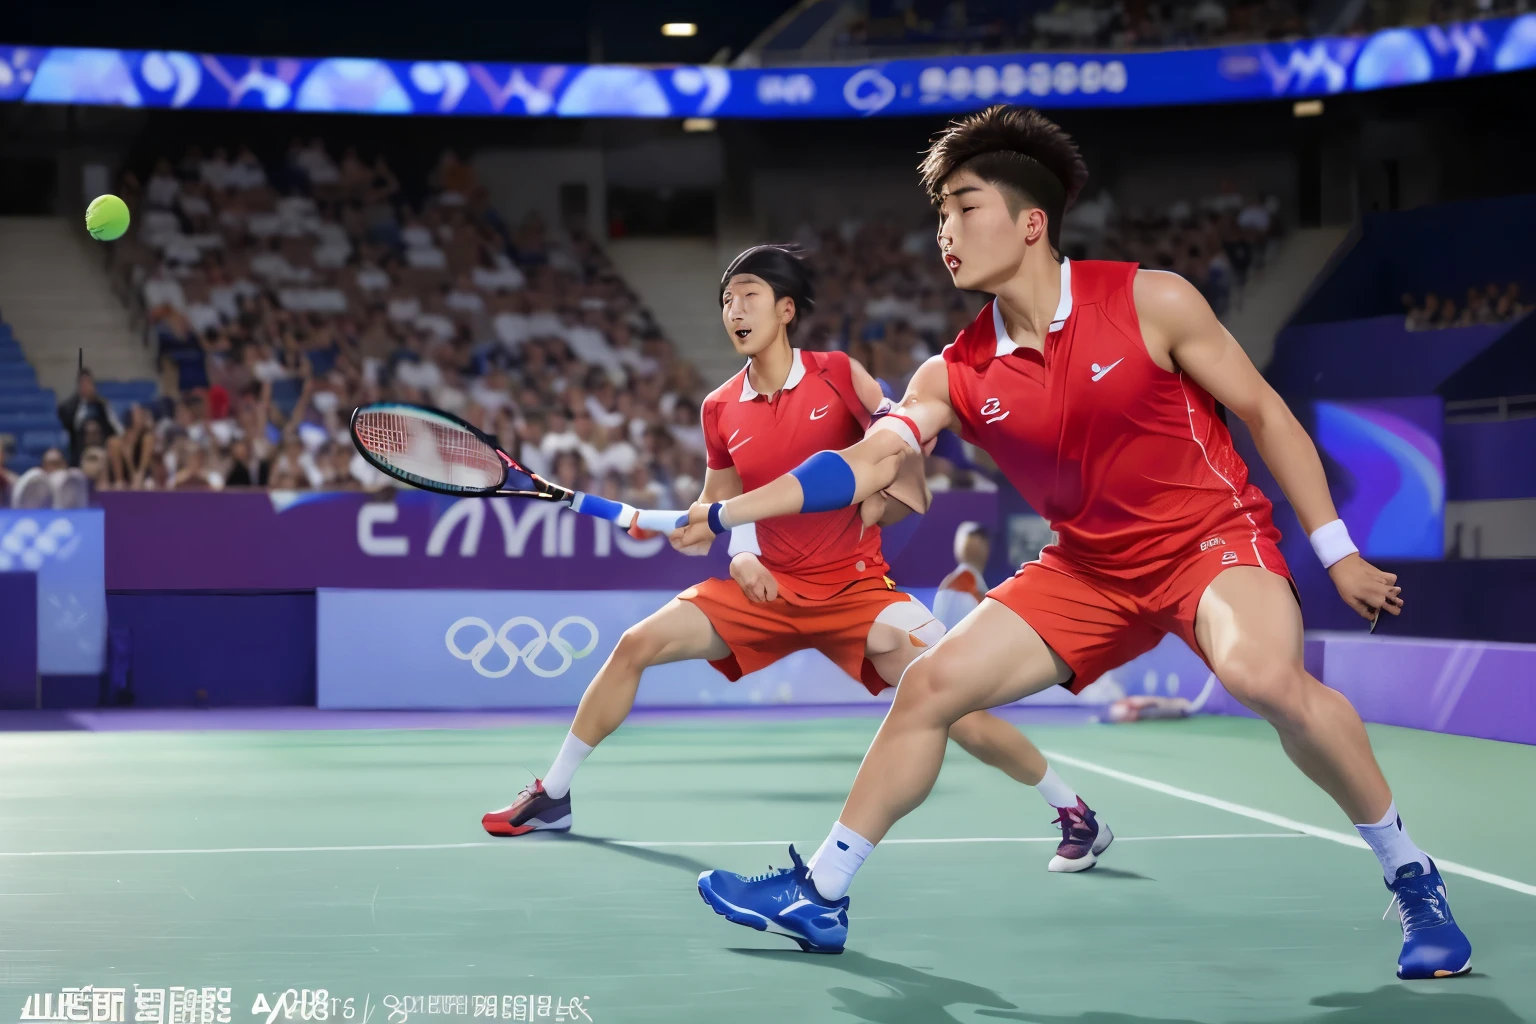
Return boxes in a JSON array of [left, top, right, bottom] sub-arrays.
[[541, 732, 594, 799], [805, 821, 873, 902], [1354, 801, 1431, 881], [1034, 766, 1079, 809]]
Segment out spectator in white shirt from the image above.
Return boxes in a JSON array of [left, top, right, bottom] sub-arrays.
[[473, 252, 526, 292], [446, 274, 485, 315], [142, 266, 186, 313], [932, 522, 991, 631], [201, 147, 233, 190], [146, 159, 181, 208]]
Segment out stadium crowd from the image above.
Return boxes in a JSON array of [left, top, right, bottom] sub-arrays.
[[1402, 283, 1529, 331], [83, 141, 715, 508], [829, 0, 1519, 54]]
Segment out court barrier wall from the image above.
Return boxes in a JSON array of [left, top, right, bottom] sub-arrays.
[[1197, 633, 1536, 746]]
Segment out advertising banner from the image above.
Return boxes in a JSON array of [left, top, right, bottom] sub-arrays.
[[317, 587, 1207, 710], [2, 18, 1531, 118], [0, 509, 105, 675], [99, 490, 997, 592]]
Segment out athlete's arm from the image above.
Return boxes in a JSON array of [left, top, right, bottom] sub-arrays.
[[849, 356, 928, 526], [674, 356, 958, 546], [1134, 270, 1402, 620], [847, 357, 888, 414], [668, 466, 744, 555]]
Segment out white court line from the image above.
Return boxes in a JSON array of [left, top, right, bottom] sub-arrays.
[[1043, 748, 1536, 898], [0, 833, 1301, 859]]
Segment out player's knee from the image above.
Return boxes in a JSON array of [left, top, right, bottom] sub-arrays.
[[890, 649, 970, 724], [1216, 654, 1309, 728], [611, 624, 664, 671]]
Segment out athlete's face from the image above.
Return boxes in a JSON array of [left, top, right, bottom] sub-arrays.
[[721, 273, 794, 356], [935, 170, 1047, 293]]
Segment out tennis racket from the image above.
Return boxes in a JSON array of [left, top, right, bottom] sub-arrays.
[[349, 401, 687, 534]]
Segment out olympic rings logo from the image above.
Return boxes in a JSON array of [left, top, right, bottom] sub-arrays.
[[445, 616, 600, 678]]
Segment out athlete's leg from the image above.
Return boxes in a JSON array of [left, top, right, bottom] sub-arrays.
[[482, 597, 729, 836], [843, 598, 1071, 846], [1195, 566, 1470, 979], [569, 598, 729, 747], [865, 616, 1049, 788], [864, 608, 1108, 872], [1194, 567, 1389, 823]]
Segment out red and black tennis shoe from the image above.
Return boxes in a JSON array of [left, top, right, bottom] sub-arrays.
[[481, 780, 572, 837], [1047, 798, 1113, 872]]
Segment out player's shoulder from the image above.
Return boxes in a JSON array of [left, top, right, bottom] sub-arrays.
[[703, 369, 747, 409], [1130, 266, 1212, 330], [1070, 258, 1140, 304]]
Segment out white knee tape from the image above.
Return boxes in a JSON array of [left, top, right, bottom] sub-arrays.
[[875, 595, 946, 647]]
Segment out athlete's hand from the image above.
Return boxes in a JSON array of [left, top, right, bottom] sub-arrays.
[[669, 502, 716, 555], [1328, 553, 1403, 622], [858, 492, 887, 528], [731, 552, 778, 603]]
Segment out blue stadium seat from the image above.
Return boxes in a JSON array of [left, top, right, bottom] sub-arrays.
[[0, 414, 57, 434], [5, 451, 40, 473], [0, 364, 37, 384], [1, 393, 56, 414], [20, 428, 68, 453]]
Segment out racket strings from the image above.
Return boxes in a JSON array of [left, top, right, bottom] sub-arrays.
[[355, 411, 504, 490]]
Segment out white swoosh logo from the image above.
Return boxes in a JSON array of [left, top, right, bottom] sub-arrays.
[[984, 411, 1010, 425], [809, 406, 829, 420], [728, 436, 754, 454], [1090, 358, 1124, 382]]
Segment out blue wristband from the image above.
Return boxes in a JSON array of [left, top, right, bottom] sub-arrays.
[[790, 450, 857, 513], [707, 502, 727, 535]]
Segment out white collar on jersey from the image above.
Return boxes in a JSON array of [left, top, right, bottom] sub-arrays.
[[739, 347, 806, 401], [992, 257, 1073, 358]]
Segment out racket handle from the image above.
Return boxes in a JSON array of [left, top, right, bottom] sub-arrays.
[[633, 508, 690, 533], [569, 492, 687, 533]]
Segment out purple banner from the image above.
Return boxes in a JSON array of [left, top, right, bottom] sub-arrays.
[[99, 490, 997, 592]]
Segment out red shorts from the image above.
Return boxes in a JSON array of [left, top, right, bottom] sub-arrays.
[[989, 529, 1293, 693], [679, 576, 914, 696]]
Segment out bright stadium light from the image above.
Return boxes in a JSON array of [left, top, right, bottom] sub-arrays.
[[683, 117, 716, 132], [662, 22, 698, 37], [1293, 99, 1324, 117]]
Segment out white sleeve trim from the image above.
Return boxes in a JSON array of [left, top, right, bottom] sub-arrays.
[[869, 414, 921, 454]]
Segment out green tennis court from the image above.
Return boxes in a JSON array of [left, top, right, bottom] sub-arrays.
[[3, 714, 1532, 1023]]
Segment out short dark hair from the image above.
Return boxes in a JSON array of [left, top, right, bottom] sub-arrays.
[[919, 105, 1088, 255], [720, 244, 816, 336]]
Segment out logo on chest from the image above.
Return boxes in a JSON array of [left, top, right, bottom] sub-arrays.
[[809, 405, 829, 420], [1090, 358, 1125, 382], [979, 397, 1010, 425]]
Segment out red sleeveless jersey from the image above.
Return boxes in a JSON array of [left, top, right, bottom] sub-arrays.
[[702, 349, 889, 598], [943, 259, 1280, 579]]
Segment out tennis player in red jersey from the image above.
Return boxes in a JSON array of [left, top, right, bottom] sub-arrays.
[[688, 108, 1471, 979], [483, 243, 1113, 874]]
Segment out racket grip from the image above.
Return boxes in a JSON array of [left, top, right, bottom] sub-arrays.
[[633, 508, 690, 533], [569, 492, 688, 533]]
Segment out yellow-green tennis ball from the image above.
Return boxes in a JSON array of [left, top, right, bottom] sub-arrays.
[[85, 194, 130, 242]]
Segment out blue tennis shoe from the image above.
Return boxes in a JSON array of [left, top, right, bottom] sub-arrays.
[[1387, 858, 1472, 979], [697, 845, 849, 953]]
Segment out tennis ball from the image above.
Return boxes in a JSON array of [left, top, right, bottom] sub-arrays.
[[85, 194, 130, 241]]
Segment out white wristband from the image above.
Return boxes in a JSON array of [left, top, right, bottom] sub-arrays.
[[1309, 518, 1358, 568], [727, 522, 761, 557]]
